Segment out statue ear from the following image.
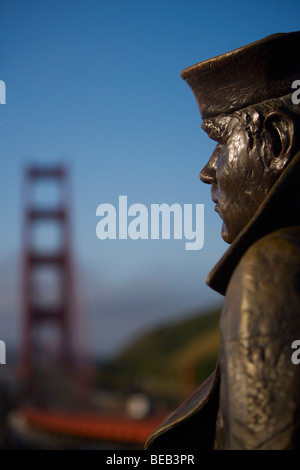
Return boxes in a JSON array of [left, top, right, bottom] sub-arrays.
[[263, 111, 295, 172]]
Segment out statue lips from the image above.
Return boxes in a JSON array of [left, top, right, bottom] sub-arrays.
[[214, 204, 221, 215], [211, 191, 221, 217]]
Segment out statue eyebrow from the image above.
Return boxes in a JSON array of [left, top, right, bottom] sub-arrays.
[[202, 115, 235, 143], [201, 120, 224, 142]]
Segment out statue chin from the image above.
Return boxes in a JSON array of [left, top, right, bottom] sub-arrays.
[[221, 225, 232, 245], [220, 219, 240, 245]]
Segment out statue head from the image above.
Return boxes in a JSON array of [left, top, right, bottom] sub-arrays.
[[181, 32, 300, 244]]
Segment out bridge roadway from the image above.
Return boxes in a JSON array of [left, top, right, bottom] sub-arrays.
[[6, 406, 165, 449]]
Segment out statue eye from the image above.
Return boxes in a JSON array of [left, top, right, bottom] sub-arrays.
[[215, 132, 227, 144]]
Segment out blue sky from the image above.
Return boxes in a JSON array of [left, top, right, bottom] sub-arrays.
[[1, 0, 299, 358]]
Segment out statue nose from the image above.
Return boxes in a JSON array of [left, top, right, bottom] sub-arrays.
[[200, 148, 219, 184], [200, 161, 216, 184], [200, 167, 213, 184]]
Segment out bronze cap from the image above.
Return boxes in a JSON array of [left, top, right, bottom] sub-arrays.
[[181, 31, 300, 119]]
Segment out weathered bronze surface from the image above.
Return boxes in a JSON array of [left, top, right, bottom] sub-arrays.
[[146, 31, 300, 450]]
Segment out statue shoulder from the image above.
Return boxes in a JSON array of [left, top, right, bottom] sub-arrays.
[[242, 226, 300, 266], [232, 225, 300, 290], [222, 226, 300, 340]]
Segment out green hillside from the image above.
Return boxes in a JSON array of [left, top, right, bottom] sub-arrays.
[[96, 307, 221, 407]]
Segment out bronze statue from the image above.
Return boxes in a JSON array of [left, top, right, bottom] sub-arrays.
[[146, 31, 300, 450]]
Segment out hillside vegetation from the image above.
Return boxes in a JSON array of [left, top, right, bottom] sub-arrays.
[[96, 307, 221, 407]]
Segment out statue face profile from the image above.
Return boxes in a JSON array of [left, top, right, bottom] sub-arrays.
[[199, 109, 292, 244], [199, 113, 273, 244]]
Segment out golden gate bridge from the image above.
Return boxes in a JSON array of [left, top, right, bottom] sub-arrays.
[[0, 165, 165, 450]]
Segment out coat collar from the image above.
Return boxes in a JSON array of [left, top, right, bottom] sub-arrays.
[[145, 365, 219, 450], [207, 150, 300, 295]]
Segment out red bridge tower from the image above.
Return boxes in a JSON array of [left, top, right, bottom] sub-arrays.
[[19, 165, 81, 383]]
